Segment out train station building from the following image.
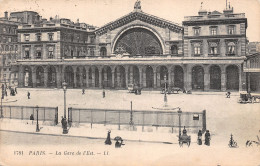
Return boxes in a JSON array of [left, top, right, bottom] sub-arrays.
[[11, 2, 249, 91]]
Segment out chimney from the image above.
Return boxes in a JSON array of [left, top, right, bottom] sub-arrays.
[[4, 11, 8, 19]]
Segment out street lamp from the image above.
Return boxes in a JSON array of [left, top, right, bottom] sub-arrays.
[[36, 105, 40, 132], [164, 74, 167, 107], [177, 108, 182, 140], [62, 80, 68, 134], [129, 101, 134, 128], [1, 84, 4, 118]]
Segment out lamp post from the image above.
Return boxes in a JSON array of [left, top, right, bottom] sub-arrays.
[[177, 108, 182, 140], [62, 80, 68, 134], [1, 84, 4, 118], [36, 105, 40, 132], [164, 74, 167, 107], [129, 101, 134, 128]]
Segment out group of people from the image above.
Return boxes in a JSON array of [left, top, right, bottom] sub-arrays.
[[197, 130, 211, 146], [105, 130, 125, 148]]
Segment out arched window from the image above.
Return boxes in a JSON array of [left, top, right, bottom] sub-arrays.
[[210, 42, 218, 55], [227, 42, 236, 55], [194, 43, 201, 56], [170, 45, 178, 55], [100, 47, 107, 57]]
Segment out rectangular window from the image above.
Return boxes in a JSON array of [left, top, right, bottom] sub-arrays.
[[90, 36, 95, 43], [90, 48, 94, 56], [209, 42, 218, 55], [25, 35, 30, 41], [228, 26, 235, 35], [24, 50, 30, 59], [227, 42, 236, 56], [48, 33, 53, 41], [194, 28, 200, 36], [8, 37, 12, 42], [48, 47, 54, 59], [193, 43, 201, 56], [36, 47, 42, 59], [36, 34, 41, 41], [211, 27, 217, 35], [3, 27, 6, 33]]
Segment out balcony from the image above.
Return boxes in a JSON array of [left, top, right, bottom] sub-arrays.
[[226, 53, 236, 57], [208, 54, 220, 57]]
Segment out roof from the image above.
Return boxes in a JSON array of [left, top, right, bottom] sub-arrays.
[[95, 10, 183, 36]]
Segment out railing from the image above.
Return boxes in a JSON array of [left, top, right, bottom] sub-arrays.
[[68, 107, 206, 132], [1, 105, 58, 125]]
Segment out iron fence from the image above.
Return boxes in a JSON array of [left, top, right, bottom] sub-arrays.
[[1, 105, 58, 125], [68, 107, 206, 132]]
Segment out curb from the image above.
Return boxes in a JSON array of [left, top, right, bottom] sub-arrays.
[[0, 129, 176, 144]]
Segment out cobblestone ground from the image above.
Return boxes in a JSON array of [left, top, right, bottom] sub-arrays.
[[1, 88, 260, 165]]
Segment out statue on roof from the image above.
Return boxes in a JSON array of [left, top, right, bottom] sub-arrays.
[[134, 0, 141, 10]]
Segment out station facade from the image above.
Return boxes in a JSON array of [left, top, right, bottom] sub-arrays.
[[13, 3, 248, 91]]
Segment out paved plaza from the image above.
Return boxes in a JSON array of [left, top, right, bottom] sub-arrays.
[[1, 88, 260, 165]]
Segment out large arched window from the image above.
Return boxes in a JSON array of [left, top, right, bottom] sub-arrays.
[[114, 28, 162, 56]]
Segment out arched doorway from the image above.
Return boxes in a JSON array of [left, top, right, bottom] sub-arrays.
[[76, 67, 81, 87], [159, 66, 168, 87], [102, 66, 112, 88], [64, 66, 74, 87], [192, 66, 204, 90], [210, 65, 221, 90], [174, 66, 184, 89], [115, 66, 126, 88], [36, 66, 44, 87], [24, 66, 32, 87], [88, 68, 93, 87], [226, 65, 239, 90], [48, 66, 56, 87], [146, 65, 153, 88], [94, 67, 99, 87]]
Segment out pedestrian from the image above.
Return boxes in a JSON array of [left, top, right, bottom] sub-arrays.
[[27, 91, 30, 99], [226, 91, 231, 98], [105, 130, 112, 145], [5, 90, 7, 96], [15, 87, 17, 94], [103, 89, 105, 98], [82, 88, 85, 95], [197, 130, 202, 145], [204, 130, 211, 146], [30, 114, 34, 124]]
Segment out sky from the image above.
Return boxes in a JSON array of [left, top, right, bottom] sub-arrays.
[[0, 0, 259, 41]]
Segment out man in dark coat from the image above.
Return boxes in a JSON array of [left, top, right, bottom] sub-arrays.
[[197, 130, 202, 145], [205, 130, 211, 146], [105, 130, 112, 145], [27, 91, 30, 99]]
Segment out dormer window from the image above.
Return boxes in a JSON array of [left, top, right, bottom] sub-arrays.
[[193, 27, 201, 36]]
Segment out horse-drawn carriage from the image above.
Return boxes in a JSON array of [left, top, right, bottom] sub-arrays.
[[128, 84, 142, 94], [178, 127, 191, 147], [238, 92, 260, 104], [161, 83, 182, 94]]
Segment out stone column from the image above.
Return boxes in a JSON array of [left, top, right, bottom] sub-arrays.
[[85, 67, 89, 88], [125, 66, 129, 87], [56, 66, 61, 88], [112, 70, 115, 88], [143, 70, 146, 88], [221, 65, 226, 91], [168, 67, 172, 86], [153, 70, 157, 88], [99, 69, 102, 88], [238, 65, 242, 91], [92, 67, 95, 87], [43, 66, 48, 88], [139, 67, 142, 87], [73, 67, 77, 88], [18, 65, 24, 87], [104, 68, 108, 87], [32, 66, 36, 88], [157, 71, 160, 88], [130, 66, 133, 84], [184, 65, 192, 90], [30, 45, 34, 59], [79, 67, 83, 88], [116, 68, 121, 88], [247, 73, 251, 92], [204, 65, 210, 91]]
